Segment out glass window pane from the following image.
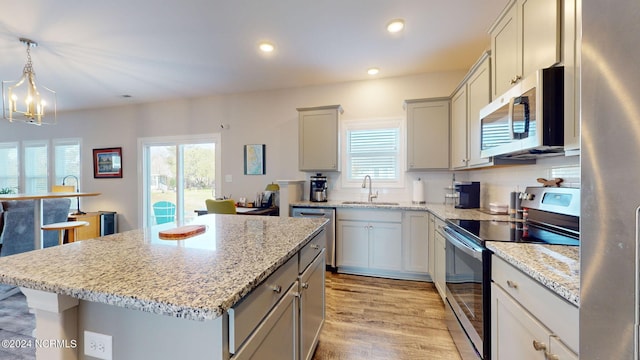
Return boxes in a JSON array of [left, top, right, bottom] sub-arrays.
[[24, 142, 48, 193], [54, 140, 81, 186], [183, 143, 216, 223], [0, 143, 19, 192]]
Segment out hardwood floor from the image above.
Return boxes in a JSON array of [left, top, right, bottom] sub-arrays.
[[312, 271, 461, 360]]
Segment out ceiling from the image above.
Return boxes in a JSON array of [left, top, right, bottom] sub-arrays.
[[1, 0, 508, 112]]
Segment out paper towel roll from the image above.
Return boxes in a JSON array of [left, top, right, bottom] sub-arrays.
[[412, 178, 425, 204]]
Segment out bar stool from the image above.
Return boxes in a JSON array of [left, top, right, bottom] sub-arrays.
[[41, 221, 89, 245]]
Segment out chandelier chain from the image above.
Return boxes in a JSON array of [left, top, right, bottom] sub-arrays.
[[23, 46, 34, 74]]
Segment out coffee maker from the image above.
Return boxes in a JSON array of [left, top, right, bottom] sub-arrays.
[[309, 173, 328, 202], [454, 181, 480, 208]]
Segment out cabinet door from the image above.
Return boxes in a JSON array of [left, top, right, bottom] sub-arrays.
[[466, 56, 492, 167], [549, 335, 578, 360], [427, 214, 436, 278], [299, 251, 326, 360], [450, 86, 468, 169], [298, 106, 340, 171], [336, 220, 369, 268], [520, 0, 560, 78], [369, 221, 403, 271], [491, 283, 549, 360], [402, 211, 429, 274], [234, 284, 298, 360], [491, 1, 519, 98], [406, 99, 450, 170], [434, 230, 447, 302]]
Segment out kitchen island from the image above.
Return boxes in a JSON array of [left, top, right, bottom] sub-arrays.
[[0, 214, 327, 360]]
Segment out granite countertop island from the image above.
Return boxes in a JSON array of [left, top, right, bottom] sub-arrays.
[[0, 214, 327, 320]]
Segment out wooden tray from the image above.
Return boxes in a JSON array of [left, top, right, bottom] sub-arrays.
[[159, 225, 206, 240]]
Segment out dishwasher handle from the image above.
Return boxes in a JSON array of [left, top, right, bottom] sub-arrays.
[[296, 212, 329, 217]]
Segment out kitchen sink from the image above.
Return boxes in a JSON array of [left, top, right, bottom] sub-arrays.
[[341, 201, 399, 206]]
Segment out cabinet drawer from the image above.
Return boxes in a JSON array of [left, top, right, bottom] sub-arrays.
[[299, 229, 326, 273], [229, 255, 298, 353], [492, 256, 578, 353], [337, 209, 402, 222]]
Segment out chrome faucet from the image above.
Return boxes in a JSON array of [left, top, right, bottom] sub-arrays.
[[362, 175, 378, 202]]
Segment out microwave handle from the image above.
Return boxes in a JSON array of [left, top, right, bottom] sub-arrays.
[[511, 95, 530, 140]]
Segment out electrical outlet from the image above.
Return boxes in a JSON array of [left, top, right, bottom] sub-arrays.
[[84, 331, 112, 360]]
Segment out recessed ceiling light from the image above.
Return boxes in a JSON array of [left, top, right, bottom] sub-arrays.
[[387, 19, 405, 33], [367, 68, 380, 75], [259, 42, 275, 53]]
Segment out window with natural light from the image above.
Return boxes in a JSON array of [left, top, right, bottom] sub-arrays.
[[342, 118, 404, 187], [0, 139, 81, 194]]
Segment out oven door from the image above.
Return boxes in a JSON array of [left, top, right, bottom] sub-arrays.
[[443, 226, 490, 360]]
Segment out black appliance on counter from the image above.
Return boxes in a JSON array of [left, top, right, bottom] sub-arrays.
[[309, 173, 328, 202], [443, 186, 579, 360], [454, 181, 480, 208]]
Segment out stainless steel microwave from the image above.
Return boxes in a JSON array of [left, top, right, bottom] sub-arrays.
[[479, 67, 564, 159]]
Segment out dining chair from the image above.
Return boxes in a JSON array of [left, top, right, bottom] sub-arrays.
[[205, 199, 237, 214], [153, 201, 176, 224]]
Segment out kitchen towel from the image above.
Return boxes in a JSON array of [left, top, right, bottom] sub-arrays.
[[412, 178, 425, 204]]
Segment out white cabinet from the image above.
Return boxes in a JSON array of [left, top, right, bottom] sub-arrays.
[[336, 209, 403, 274], [490, 0, 561, 98], [491, 255, 578, 359], [427, 213, 436, 278], [466, 55, 493, 167], [232, 229, 328, 360], [233, 284, 299, 360], [451, 52, 492, 169], [405, 98, 450, 171], [433, 217, 447, 302], [298, 105, 342, 171], [299, 249, 325, 360], [450, 85, 468, 169], [402, 211, 429, 274]]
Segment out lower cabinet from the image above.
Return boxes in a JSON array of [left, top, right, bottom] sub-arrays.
[[299, 249, 325, 360], [231, 229, 327, 360], [491, 256, 578, 359], [433, 224, 447, 302], [336, 209, 432, 280], [336, 209, 403, 275], [402, 211, 429, 274], [233, 284, 299, 360]]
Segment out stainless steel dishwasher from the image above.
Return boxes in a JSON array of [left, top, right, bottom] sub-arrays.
[[291, 206, 336, 269]]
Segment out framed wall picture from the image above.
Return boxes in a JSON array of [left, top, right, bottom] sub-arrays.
[[244, 144, 266, 175], [93, 147, 123, 178]]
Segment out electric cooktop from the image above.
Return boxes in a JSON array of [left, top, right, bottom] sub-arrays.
[[446, 219, 579, 246]]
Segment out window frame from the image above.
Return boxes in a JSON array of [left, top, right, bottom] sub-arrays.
[[340, 118, 405, 189]]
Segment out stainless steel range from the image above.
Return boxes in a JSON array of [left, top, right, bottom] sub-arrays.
[[443, 186, 579, 360]]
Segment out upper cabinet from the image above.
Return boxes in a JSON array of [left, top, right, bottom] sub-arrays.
[[298, 105, 342, 172], [489, 0, 579, 154], [405, 98, 450, 171], [490, 0, 561, 99], [451, 52, 492, 169]]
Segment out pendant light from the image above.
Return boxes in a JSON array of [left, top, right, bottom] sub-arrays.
[[2, 37, 56, 125]]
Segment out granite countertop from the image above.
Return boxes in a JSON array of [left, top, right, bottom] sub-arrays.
[[290, 200, 511, 221], [0, 214, 327, 321], [292, 200, 577, 306], [487, 242, 580, 306]]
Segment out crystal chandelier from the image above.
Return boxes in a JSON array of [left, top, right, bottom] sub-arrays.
[[2, 37, 56, 125]]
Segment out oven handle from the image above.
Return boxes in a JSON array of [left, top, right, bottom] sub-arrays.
[[443, 226, 484, 260]]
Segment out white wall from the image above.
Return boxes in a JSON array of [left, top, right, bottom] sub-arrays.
[[0, 71, 471, 230]]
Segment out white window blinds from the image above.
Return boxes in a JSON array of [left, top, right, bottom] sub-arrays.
[[0, 143, 19, 191], [24, 141, 48, 193], [346, 127, 400, 182]]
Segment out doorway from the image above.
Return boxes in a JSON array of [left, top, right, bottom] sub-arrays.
[[139, 134, 221, 228]]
